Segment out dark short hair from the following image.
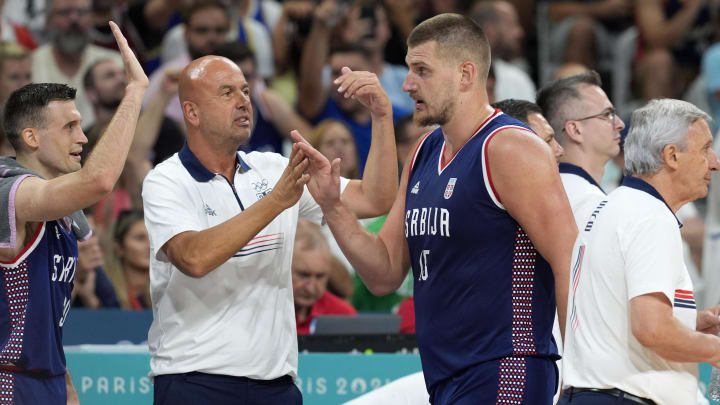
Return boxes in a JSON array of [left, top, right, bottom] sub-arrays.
[[82, 58, 115, 91], [492, 99, 542, 125], [113, 209, 145, 245], [536, 70, 602, 142], [407, 13, 491, 80], [182, 0, 228, 25], [3, 83, 76, 152], [329, 43, 373, 61], [214, 41, 254, 64]]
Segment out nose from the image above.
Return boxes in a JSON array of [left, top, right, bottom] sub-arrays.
[[553, 140, 564, 160], [709, 149, 720, 171], [615, 115, 626, 131], [78, 129, 88, 145], [402, 73, 416, 93]]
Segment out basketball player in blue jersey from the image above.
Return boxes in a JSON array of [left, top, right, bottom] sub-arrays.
[[0, 23, 147, 404], [297, 13, 579, 404]]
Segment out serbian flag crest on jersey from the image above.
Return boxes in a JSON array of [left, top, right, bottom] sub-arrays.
[[673, 289, 696, 309], [444, 178, 457, 199]]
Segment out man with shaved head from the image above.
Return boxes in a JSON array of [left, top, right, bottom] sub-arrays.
[[142, 52, 398, 404]]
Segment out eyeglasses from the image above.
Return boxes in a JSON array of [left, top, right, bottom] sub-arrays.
[[562, 108, 617, 132]]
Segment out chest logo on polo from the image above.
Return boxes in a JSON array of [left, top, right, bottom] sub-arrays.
[[203, 203, 216, 216], [411, 181, 420, 194], [444, 178, 457, 199], [252, 179, 272, 199]]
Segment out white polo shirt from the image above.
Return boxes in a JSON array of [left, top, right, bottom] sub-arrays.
[[562, 176, 698, 405], [142, 144, 348, 379], [558, 163, 607, 228]]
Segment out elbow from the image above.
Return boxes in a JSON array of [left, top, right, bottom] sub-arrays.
[[87, 170, 116, 196], [632, 321, 664, 351], [173, 255, 213, 278], [368, 283, 395, 297]]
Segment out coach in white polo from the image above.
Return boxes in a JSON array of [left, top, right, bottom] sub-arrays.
[[536, 71, 625, 228], [559, 99, 720, 405], [141, 57, 396, 404]]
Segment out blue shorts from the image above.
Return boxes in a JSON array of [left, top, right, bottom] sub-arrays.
[[0, 371, 65, 405], [153, 372, 302, 405], [430, 356, 558, 405]]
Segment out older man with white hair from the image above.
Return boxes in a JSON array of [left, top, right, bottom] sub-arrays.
[[560, 99, 720, 405]]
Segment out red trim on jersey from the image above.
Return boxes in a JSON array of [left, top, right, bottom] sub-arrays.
[[482, 125, 537, 205], [439, 109, 500, 171], [0, 223, 44, 265], [407, 131, 433, 182]]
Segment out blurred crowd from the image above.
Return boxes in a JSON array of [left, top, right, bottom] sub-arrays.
[[2, 0, 718, 334]]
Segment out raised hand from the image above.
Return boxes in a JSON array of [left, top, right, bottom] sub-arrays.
[[267, 142, 311, 210], [334, 67, 392, 118], [290, 130, 342, 210], [109, 21, 148, 89]]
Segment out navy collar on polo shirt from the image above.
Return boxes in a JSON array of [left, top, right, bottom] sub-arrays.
[[621, 176, 682, 228], [559, 162, 606, 195], [179, 143, 252, 183]]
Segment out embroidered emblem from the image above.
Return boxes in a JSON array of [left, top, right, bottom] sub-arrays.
[[444, 178, 457, 199], [411, 181, 420, 194], [252, 179, 272, 199], [203, 203, 217, 216]]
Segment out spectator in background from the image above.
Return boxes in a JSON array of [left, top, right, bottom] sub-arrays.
[[72, 214, 120, 308], [312, 119, 359, 180], [32, 0, 123, 129], [0, 41, 32, 155], [145, 0, 230, 126], [0, 0, 37, 50], [635, 0, 714, 100], [702, 40, 720, 133], [162, 0, 276, 79], [299, 1, 412, 172], [340, 1, 414, 114], [89, 0, 179, 74], [214, 40, 313, 155], [83, 58, 179, 231], [107, 209, 151, 310], [545, 0, 632, 73], [294, 218, 356, 335], [469, 0, 536, 102], [394, 115, 435, 172]]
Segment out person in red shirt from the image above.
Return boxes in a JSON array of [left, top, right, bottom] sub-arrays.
[[293, 219, 356, 335]]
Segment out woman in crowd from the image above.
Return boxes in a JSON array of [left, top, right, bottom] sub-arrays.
[[107, 209, 151, 310]]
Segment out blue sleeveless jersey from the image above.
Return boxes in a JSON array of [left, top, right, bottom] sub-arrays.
[[0, 220, 77, 376], [405, 110, 558, 392]]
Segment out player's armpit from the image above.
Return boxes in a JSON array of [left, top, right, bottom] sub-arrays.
[[487, 128, 578, 340]]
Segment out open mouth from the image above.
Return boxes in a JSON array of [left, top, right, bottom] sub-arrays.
[[235, 116, 250, 126], [70, 152, 81, 161]]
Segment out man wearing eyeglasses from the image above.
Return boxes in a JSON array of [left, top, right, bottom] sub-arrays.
[[537, 70, 625, 228], [31, 0, 123, 130]]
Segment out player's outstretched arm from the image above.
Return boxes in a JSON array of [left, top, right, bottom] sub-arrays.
[[15, 21, 148, 223], [332, 67, 398, 218], [158, 144, 310, 278], [487, 129, 578, 341], [297, 134, 412, 295]]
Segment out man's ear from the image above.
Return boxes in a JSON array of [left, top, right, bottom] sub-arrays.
[[21, 128, 39, 150], [662, 143, 680, 170], [458, 61, 477, 91], [182, 101, 200, 127], [563, 121, 582, 144]]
